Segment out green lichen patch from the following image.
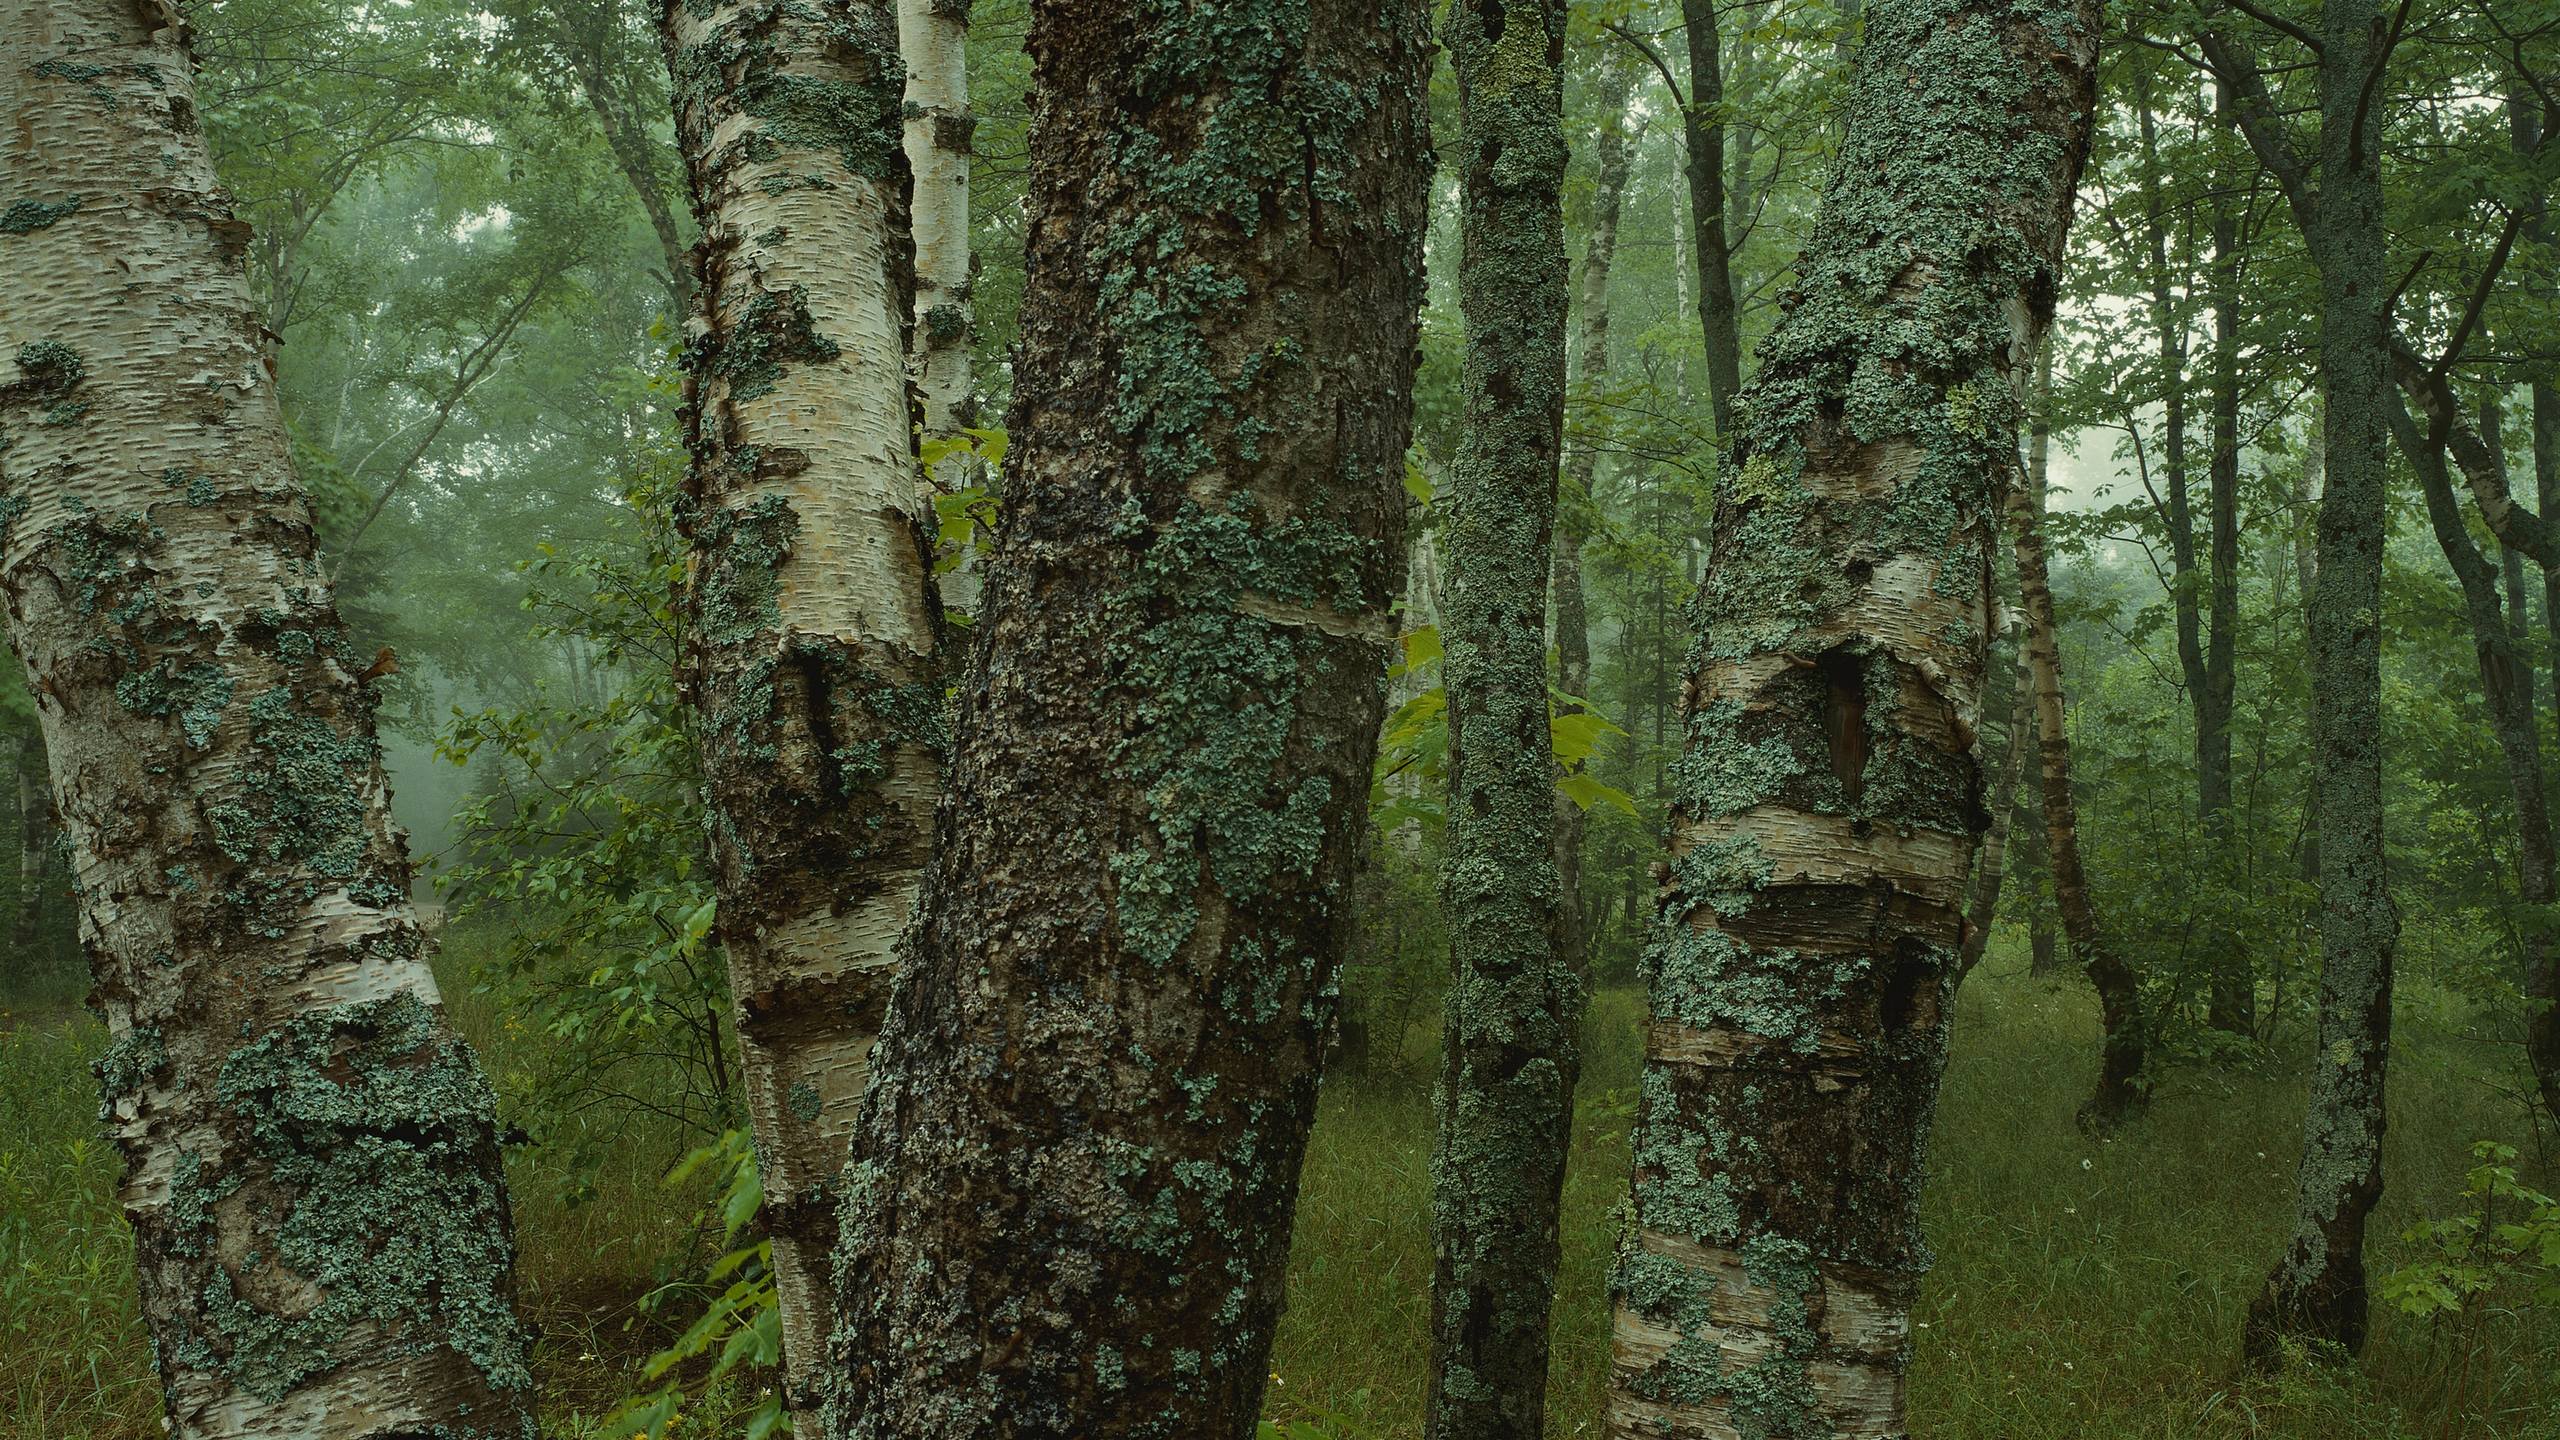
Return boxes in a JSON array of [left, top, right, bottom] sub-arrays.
[[161, 993, 532, 1418], [202, 681, 381, 886], [1102, 495, 1370, 965], [114, 659, 233, 749], [93, 1024, 168, 1118], [689, 493, 799, 652], [692, 285, 839, 406], [10, 340, 84, 399], [669, 0, 903, 183], [0, 195, 81, 234]]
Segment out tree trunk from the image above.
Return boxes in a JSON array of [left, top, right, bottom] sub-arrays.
[[2395, 402, 2556, 1153], [0, 7, 536, 1435], [11, 732, 49, 957], [1610, 4, 2103, 1435], [2202, 92, 2249, 1033], [2134, 84, 2207, 771], [2009, 354, 2148, 1132], [658, 0, 942, 1422], [823, 4, 1433, 1435], [1428, 5, 1575, 1437], [1960, 641, 2033, 980], [2226, 0, 2403, 1362], [2511, 83, 2560, 1128], [1555, 52, 1641, 989], [2537, 375, 2560, 1125], [1677, 0, 1745, 434], [901, 0, 973, 443]]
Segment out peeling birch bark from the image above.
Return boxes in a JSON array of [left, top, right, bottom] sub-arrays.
[[657, 0, 941, 1423], [0, 5, 536, 1435], [1612, 2, 2103, 1434]]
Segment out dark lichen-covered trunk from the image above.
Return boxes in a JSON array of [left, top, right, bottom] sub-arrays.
[[823, 3, 1432, 1436], [0, 6, 536, 1435], [2239, 0, 2402, 1362], [2009, 383, 2148, 1131], [1427, 3, 1575, 1436], [1678, 0, 1745, 433], [1608, 3, 2102, 1435], [658, 0, 942, 1421]]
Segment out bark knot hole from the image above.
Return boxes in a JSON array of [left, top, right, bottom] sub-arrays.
[[1818, 646, 1866, 807]]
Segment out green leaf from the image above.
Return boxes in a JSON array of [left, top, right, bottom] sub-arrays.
[[1396, 625, 1442, 675], [1558, 770, 1638, 817]]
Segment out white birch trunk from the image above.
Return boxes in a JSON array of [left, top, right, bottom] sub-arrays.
[[900, 0, 973, 445], [0, 5, 536, 1435], [658, 0, 941, 1424]]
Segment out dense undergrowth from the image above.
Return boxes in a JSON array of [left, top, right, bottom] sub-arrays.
[[4, 933, 2553, 1438]]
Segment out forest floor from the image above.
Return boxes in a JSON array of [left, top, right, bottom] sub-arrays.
[[3, 939, 2555, 1439]]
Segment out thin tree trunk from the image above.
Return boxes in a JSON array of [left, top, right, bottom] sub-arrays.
[[2394, 403, 2556, 1145], [2135, 83, 2206, 761], [2511, 84, 2560, 1127], [2203, 94, 2249, 1032], [658, 0, 942, 1423], [0, 7, 536, 1435], [1428, 5, 1575, 1436], [2213, 4, 2404, 1361], [566, 46, 692, 318], [1677, 0, 1744, 433], [824, 4, 1433, 1434], [11, 733, 48, 957], [2537, 376, 2560, 1124], [1555, 52, 1642, 988], [901, 0, 973, 444], [1610, 4, 2103, 1435], [1960, 637, 2033, 980], [2009, 356, 2148, 1132]]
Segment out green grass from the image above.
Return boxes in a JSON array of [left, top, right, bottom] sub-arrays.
[[5, 943, 2556, 1438]]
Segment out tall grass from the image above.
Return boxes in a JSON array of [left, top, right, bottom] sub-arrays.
[[1263, 958, 2560, 1438], [4, 940, 2553, 1437]]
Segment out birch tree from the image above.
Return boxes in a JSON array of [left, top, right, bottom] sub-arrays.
[[2010, 376, 2148, 1129], [1610, 1, 2103, 1434], [658, 0, 940, 1421], [901, 0, 973, 448], [825, 1, 1433, 1435], [1428, 1, 1574, 1434], [0, 4, 536, 1435]]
